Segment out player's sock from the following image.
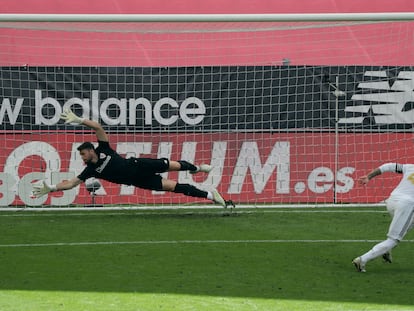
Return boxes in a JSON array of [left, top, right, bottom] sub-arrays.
[[177, 160, 197, 172], [360, 238, 398, 263], [174, 183, 208, 198]]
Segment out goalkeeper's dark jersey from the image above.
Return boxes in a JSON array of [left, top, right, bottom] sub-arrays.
[[77, 141, 137, 185]]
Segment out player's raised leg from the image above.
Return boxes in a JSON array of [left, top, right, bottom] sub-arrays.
[[168, 160, 212, 174], [162, 179, 226, 208]]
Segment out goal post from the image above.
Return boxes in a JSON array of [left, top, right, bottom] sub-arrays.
[[0, 13, 413, 208], [1, 12, 414, 22]]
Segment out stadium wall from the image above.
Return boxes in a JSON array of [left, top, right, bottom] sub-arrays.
[[2, 0, 414, 66]]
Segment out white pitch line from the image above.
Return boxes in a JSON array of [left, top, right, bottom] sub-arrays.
[[0, 209, 388, 218], [0, 239, 413, 248], [0, 203, 386, 212]]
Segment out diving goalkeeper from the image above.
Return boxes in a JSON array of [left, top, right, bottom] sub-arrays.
[[32, 108, 227, 207]]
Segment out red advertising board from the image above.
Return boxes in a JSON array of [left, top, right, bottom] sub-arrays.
[[0, 132, 411, 206]]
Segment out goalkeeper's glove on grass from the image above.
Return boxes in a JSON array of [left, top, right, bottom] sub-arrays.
[[32, 181, 57, 198], [60, 108, 85, 124]]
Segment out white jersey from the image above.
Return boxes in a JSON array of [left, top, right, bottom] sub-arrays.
[[379, 163, 414, 202]]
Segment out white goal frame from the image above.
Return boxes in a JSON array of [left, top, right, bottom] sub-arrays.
[[0, 13, 414, 22]]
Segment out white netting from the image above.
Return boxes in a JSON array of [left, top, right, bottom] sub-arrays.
[[0, 16, 413, 207]]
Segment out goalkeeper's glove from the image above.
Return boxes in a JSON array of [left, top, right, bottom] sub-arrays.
[[60, 108, 85, 125], [31, 181, 57, 198]]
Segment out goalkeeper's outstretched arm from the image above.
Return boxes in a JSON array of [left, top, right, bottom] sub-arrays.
[[60, 108, 108, 142], [81, 119, 108, 142], [32, 108, 109, 198], [32, 177, 83, 198]]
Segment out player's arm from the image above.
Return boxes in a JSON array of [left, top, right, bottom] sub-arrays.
[[358, 168, 382, 185], [82, 119, 109, 142], [60, 108, 109, 142], [32, 177, 83, 198], [358, 163, 402, 185], [56, 176, 83, 191]]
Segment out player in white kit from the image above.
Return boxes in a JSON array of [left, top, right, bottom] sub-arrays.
[[353, 163, 414, 272]]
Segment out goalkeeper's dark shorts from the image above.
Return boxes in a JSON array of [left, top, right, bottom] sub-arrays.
[[129, 157, 169, 191]]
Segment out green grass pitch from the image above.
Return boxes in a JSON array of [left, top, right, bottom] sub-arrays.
[[0, 207, 413, 311]]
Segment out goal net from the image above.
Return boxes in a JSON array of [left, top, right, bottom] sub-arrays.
[[1, 14, 413, 208]]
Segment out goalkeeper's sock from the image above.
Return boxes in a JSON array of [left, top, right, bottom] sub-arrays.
[[173, 183, 208, 198], [177, 160, 197, 172]]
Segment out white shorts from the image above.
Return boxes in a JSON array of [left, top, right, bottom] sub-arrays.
[[386, 197, 414, 241]]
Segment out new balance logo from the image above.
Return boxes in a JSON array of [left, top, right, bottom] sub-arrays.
[[338, 71, 414, 124]]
